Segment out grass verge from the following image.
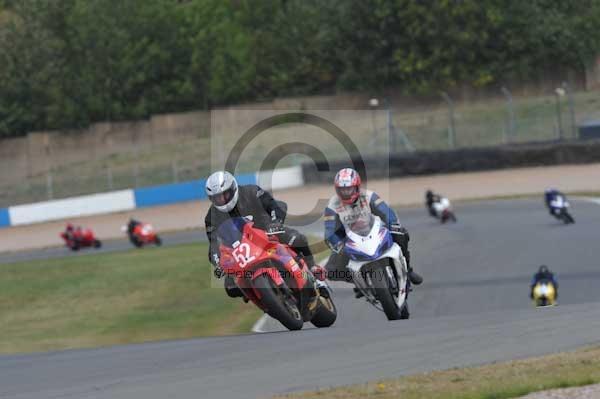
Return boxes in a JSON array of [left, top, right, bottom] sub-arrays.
[[0, 243, 261, 354], [278, 346, 600, 399]]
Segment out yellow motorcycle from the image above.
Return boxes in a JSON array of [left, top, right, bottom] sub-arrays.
[[532, 281, 557, 307]]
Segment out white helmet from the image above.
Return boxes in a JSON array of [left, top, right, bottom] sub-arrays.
[[205, 171, 239, 212]]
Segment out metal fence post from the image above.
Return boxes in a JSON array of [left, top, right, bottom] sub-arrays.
[[133, 163, 140, 187], [382, 98, 415, 153], [562, 82, 577, 139], [46, 171, 53, 200], [385, 98, 397, 153], [106, 166, 114, 191], [441, 92, 456, 149], [501, 87, 515, 143], [172, 159, 179, 183], [554, 88, 565, 140]]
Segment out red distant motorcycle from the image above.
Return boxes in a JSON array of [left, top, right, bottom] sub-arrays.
[[217, 217, 337, 331], [124, 222, 162, 248], [61, 225, 102, 251]]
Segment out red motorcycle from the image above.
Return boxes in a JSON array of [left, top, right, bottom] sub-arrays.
[[124, 223, 162, 248], [61, 225, 102, 251], [217, 217, 337, 331]]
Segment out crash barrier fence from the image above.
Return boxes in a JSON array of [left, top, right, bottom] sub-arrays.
[[2, 86, 600, 208], [0, 166, 304, 228], [302, 139, 600, 184]]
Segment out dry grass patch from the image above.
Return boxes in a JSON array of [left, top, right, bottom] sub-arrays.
[[279, 346, 600, 399]]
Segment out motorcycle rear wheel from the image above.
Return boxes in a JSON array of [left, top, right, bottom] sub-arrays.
[[253, 274, 303, 331], [562, 211, 575, 224], [311, 294, 337, 328]]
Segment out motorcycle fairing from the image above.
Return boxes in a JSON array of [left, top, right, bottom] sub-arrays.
[[344, 216, 393, 261], [347, 242, 408, 310]]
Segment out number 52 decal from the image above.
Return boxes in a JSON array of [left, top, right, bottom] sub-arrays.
[[232, 243, 255, 267]]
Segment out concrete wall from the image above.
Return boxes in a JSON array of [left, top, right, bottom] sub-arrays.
[[0, 110, 210, 183]]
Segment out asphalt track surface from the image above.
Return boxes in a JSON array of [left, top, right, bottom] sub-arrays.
[[2, 199, 600, 399], [0, 229, 207, 265]]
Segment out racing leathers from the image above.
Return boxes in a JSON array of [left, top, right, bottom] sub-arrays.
[[544, 190, 566, 216], [530, 269, 558, 299], [127, 219, 142, 245], [205, 184, 316, 297], [426, 192, 442, 217], [323, 190, 422, 285]]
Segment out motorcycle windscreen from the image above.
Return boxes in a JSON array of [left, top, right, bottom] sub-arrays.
[[345, 222, 394, 261], [348, 214, 376, 236], [216, 217, 248, 247]]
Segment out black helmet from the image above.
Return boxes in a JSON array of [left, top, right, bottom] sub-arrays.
[[538, 265, 549, 273]]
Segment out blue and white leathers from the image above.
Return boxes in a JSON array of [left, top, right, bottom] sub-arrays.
[[549, 195, 569, 214], [343, 215, 409, 310]]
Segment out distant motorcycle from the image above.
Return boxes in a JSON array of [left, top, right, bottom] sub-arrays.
[[61, 226, 102, 251], [343, 214, 410, 320], [548, 196, 575, 224], [432, 197, 457, 224], [532, 280, 557, 307], [123, 223, 162, 247]]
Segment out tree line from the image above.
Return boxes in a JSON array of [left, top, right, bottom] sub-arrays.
[[1, 0, 599, 137]]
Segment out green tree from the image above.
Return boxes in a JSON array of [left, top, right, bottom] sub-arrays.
[[0, 0, 73, 136]]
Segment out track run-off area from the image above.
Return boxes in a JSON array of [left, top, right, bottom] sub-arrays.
[[1, 198, 600, 399]]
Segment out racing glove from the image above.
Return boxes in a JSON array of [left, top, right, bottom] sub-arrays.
[[390, 224, 409, 240], [266, 222, 285, 235], [329, 239, 345, 254], [213, 265, 225, 279], [211, 252, 225, 278]]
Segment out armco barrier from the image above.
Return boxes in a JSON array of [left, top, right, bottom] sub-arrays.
[[1, 169, 302, 227], [256, 166, 304, 191], [8, 190, 136, 226], [133, 173, 258, 208], [0, 208, 10, 228], [302, 140, 600, 184], [134, 180, 206, 208]]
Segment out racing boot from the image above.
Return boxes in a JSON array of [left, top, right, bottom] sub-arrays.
[[408, 266, 423, 285], [402, 249, 423, 285], [353, 287, 364, 299], [310, 265, 329, 291]]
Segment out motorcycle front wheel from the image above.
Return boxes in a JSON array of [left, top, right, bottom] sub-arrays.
[[253, 274, 303, 331], [369, 260, 403, 320]]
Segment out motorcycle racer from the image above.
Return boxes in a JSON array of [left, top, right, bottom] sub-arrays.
[[323, 168, 423, 294], [530, 265, 558, 299], [126, 218, 142, 244], [64, 223, 77, 242], [205, 171, 323, 298], [63, 223, 83, 243], [425, 190, 442, 217], [544, 188, 566, 215]]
